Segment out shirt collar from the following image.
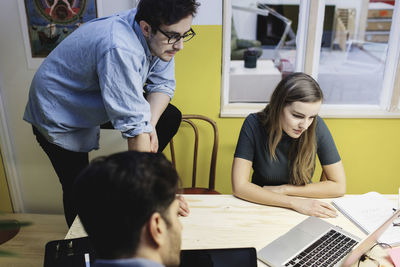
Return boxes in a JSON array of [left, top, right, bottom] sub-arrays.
[[133, 15, 153, 60], [94, 257, 165, 267]]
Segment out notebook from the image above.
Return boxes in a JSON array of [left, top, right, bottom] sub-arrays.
[[341, 209, 400, 267], [180, 247, 257, 267], [332, 191, 400, 246], [257, 216, 360, 267]]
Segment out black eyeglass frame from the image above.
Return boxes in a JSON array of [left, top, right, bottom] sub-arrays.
[[357, 242, 392, 267], [157, 28, 196, 44]]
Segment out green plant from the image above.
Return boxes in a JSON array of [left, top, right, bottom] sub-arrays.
[[0, 216, 32, 256]]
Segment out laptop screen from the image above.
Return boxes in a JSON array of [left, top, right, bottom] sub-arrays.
[[180, 247, 257, 267]]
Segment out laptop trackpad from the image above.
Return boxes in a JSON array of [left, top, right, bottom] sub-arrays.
[[258, 226, 317, 266]]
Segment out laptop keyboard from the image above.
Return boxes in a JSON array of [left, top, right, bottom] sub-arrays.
[[284, 229, 358, 267]]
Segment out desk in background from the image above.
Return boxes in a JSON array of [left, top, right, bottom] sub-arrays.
[[66, 194, 397, 267], [229, 60, 282, 103]]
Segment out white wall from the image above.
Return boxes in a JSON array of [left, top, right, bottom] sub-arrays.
[[1, 0, 41, 213], [0, 0, 138, 214], [0, 0, 220, 214]]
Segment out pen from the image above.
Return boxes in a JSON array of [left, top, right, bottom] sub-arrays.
[[85, 253, 90, 267]]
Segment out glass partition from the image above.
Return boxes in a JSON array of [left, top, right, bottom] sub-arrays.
[[229, 0, 300, 103], [318, 1, 393, 105]]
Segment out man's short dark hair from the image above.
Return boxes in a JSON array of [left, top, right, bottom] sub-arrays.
[[74, 151, 179, 259], [135, 0, 200, 32]]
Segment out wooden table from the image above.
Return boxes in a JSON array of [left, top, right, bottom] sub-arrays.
[[66, 194, 398, 266], [0, 213, 68, 267]]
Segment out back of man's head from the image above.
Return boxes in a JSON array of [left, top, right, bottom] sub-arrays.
[[74, 151, 179, 260], [135, 0, 200, 32]]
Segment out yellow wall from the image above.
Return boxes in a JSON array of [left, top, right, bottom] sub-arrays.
[[168, 25, 400, 195], [0, 150, 12, 212]]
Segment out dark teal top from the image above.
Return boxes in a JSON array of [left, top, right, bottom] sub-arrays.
[[234, 113, 341, 186]]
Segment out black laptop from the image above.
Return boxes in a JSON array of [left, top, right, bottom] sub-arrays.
[[44, 237, 257, 267], [180, 247, 257, 267]]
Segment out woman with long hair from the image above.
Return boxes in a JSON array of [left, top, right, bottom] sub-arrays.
[[232, 72, 345, 218]]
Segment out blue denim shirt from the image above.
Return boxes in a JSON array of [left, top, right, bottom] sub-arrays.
[[23, 8, 175, 152], [93, 258, 164, 267]]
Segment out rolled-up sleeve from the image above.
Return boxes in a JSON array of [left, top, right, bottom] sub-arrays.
[[145, 58, 176, 99], [98, 47, 153, 138]]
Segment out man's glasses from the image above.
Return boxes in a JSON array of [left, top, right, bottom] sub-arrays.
[[357, 242, 391, 267], [157, 28, 196, 44]]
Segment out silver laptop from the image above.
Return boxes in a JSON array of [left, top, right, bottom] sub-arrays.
[[258, 209, 400, 267]]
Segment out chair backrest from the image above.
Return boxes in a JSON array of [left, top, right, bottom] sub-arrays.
[[169, 115, 219, 194]]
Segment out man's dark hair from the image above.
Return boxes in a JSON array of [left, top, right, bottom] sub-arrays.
[[135, 0, 200, 32], [74, 151, 179, 259]]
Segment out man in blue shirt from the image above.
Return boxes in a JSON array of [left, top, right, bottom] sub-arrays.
[[24, 0, 199, 227], [74, 151, 183, 267]]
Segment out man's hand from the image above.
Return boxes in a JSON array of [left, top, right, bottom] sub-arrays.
[[127, 134, 151, 152], [146, 92, 170, 152], [177, 195, 190, 217], [149, 129, 159, 153], [291, 198, 338, 218]]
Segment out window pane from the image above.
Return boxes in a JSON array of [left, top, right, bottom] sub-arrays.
[[318, 1, 393, 105], [229, 1, 299, 103]]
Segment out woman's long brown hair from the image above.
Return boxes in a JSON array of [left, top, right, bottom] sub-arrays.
[[257, 72, 323, 185]]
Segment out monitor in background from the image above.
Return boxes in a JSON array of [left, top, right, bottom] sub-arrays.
[[256, 4, 335, 49]]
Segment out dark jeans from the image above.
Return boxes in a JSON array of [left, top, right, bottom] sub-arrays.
[[33, 104, 181, 227]]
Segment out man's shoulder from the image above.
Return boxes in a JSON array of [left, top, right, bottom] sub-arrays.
[[87, 8, 136, 28], [81, 9, 139, 44], [76, 11, 144, 57], [93, 257, 165, 267]]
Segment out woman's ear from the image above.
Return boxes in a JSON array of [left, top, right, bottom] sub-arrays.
[[139, 20, 152, 38]]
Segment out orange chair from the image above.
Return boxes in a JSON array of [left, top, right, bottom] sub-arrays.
[[169, 115, 220, 194]]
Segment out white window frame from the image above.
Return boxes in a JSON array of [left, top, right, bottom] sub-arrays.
[[220, 0, 400, 118]]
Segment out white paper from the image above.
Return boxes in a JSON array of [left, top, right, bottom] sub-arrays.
[[332, 192, 400, 245]]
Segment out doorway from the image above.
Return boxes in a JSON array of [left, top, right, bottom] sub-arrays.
[[0, 149, 12, 212]]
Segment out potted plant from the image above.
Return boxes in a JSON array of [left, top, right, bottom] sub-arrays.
[[0, 214, 32, 256]]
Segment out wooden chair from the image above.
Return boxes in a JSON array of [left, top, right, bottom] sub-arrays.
[[169, 115, 220, 194]]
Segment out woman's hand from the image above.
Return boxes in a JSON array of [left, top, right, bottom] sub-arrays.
[[291, 198, 338, 218], [177, 195, 190, 217]]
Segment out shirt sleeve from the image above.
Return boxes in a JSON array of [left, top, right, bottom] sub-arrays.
[[97, 47, 153, 138], [234, 114, 257, 162], [144, 58, 176, 99], [316, 116, 341, 165]]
